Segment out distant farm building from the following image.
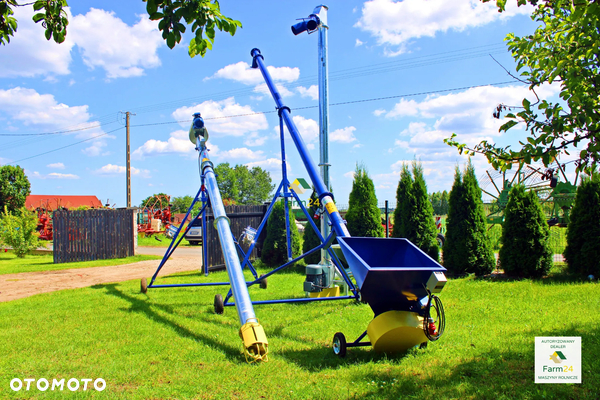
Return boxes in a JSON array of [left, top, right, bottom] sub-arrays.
[[26, 195, 104, 210]]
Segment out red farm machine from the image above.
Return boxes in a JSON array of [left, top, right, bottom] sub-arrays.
[[137, 194, 173, 236]]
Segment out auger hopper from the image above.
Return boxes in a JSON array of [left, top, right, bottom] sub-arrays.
[[337, 237, 447, 316]]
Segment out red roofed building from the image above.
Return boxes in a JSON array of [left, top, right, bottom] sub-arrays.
[[26, 195, 104, 210]]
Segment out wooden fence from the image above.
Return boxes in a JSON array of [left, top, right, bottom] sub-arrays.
[[53, 209, 135, 264], [204, 204, 268, 269]]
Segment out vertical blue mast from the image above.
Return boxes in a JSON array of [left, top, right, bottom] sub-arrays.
[[250, 48, 349, 239]]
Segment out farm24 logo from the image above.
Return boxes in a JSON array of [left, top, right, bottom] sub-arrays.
[[543, 351, 574, 373]]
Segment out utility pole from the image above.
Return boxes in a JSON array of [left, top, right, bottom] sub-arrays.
[[125, 112, 132, 208]]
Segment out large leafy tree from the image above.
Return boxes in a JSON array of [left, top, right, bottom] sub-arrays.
[[214, 163, 274, 206], [1, 0, 241, 58], [140, 193, 170, 209], [0, 165, 31, 214], [345, 164, 384, 238], [447, 0, 600, 173]]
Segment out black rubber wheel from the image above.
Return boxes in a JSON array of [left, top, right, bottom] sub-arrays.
[[259, 274, 268, 289], [214, 294, 224, 315], [140, 278, 147, 294], [419, 342, 428, 349], [436, 233, 445, 248], [333, 332, 347, 358]]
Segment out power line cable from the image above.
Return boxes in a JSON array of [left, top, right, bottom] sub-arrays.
[[9, 127, 124, 164], [5, 80, 524, 163]]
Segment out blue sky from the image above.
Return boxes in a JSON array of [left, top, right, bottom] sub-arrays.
[[0, 0, 562, 208]]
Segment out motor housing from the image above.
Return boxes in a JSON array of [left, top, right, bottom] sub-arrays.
[[304, 264, 330, 292]]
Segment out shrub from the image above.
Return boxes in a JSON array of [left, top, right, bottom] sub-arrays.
[[0, 206, 43, 258], [302, 189, 322, 264], [345, 164, 384, 238], [564, 176, 600, 277], [443, 162, 495, 276], [499, 185, 552, 278], [261, 199, 302, 267]]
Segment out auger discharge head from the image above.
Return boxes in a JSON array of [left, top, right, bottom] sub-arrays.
[[189, 112, 209, 147]]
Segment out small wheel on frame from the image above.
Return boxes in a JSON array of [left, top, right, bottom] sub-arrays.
[[141, 278, 148, 294], [332, 332, 347, 358], [259, 274, 268, 289], [214, 294, 224, 315]]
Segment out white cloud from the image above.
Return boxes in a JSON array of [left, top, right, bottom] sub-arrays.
[[0, 7, 163, 79], [355, 0, 532, 55], [82, 141, 110, 156], [381, 84, 561, 193], [0, 87, 92, 129], [0, 6, 74, 78], [244, 132, 269, 147], [297, 85, 319, 100], [26, 170, 79, 179], [70, 8, 164, 79], [387, 84, 560, 146], [132, 130, 195, 159], [208, 61, 300, 85], [47, 162, 65, 169], [94, 164, 150, 177], [355, 39, 364, 47], [48, 172, 79, 179], [0, 87, 110, 150], [245, 158, 289, 182], [343, 171, 355, 179], [292, 115, 319, 147], [254, 83, 295, 98], [216, 147, 264, 162], [373, 109, 386, 116], [330, 126, 358, 144], [173, 98, 268, 137]]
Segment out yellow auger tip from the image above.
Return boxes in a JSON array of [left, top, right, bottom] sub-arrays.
[[239, 321, 269, 363]]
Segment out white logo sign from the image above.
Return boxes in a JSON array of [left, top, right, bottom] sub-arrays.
[[10, 378, 106, 392], [535, 337, 581, 383]]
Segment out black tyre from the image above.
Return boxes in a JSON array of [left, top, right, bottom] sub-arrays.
[[259, 274, 268, 289], [333, 332, 347, 358], [436, 233, 445, 248], [214, 294, 224, 315], [141, 278, 148, 294]]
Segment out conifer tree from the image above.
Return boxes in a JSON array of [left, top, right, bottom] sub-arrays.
[[499, 185, 552, 278], [302, 189, 322, 264], [392, 163, 413, 239], [261, 199, 302, 267], [345, 164, 384, 237], [462, 162, 495, 275], [444, 163, 496, 275], [410, 160, 439, 261], [443, 166, 467, 274], [564, 176, 600, 277], [440, 190, 449, 215]]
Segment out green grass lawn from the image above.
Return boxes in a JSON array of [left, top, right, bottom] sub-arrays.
[[0, 253, 161, 275], [0, 263, 598, 399], [137, 232, 198, 248]]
